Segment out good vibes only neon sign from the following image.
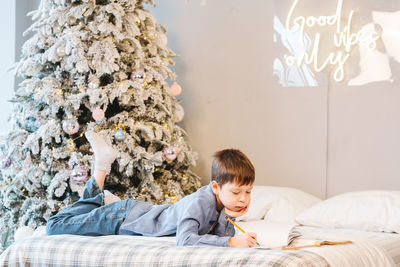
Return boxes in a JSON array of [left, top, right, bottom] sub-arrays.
[[285, 0, 380, 82]]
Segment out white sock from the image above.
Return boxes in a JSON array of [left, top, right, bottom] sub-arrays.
[[85, 131, 118, 173]]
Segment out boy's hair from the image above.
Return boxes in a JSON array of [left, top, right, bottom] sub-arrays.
[[211, 149, 255, 186]]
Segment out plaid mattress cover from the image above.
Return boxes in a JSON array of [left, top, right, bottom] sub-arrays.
[[0, 234, 329, 267]]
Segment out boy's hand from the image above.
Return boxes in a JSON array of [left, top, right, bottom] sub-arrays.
[[228, 232, 258, 248], [224, 206, 248, 218]]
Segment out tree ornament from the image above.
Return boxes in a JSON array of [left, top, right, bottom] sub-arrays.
[[70, 166, 89, 184], [130, 69, 146, 83], [174, 104, 184, 122], [162, 146, 181, 161], [169, 82, 182, 96], [114, 128, 126, 141], [92, 107, 105, 122], [169, 193, 178, 204], [56, 44, 66, 57], [23, 116, 40, 132], [181, 174, 188, 182], [88, 75, 100, 89], [66, 139, 76, 151], [0, 155, 11, 169], [62, 119, 80, 135], [41, 173, 52, 187], [54, 24, 62, 33]]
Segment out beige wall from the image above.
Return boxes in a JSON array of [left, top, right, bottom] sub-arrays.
[[151, 0, 400, 198], [11, 1, 400, 199]]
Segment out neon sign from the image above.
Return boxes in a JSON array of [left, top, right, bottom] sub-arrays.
[[284, 0, 380, 82]]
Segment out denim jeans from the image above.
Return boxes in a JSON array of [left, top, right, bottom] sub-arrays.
[[46, 177, 133, 236]]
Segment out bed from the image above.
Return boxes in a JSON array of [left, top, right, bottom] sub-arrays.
[[1, 186, 399, 266]]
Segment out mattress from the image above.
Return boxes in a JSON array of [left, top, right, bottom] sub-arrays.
[[1, 225, 399, 267]]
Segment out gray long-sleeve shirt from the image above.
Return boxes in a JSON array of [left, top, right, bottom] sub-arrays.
[[119, 183, 236, 246]]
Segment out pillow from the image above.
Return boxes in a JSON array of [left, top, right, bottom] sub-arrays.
[[236, 186, 321, 223], [295, 190, 400, 233]]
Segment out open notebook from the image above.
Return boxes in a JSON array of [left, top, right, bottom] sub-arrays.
[[235, 221, 297, 249]]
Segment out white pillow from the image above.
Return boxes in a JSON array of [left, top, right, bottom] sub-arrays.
[[236, 186, 321, 223], [295, 190, 400, 233]]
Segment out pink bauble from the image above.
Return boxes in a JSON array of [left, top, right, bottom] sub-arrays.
[[162, 146, 181, 161], [70, 166, 89, 184], [92, 107, 105, 121], [169, 82, 182, 96]]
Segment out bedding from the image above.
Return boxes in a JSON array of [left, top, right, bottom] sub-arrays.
[[236, 186, 321, 223], [2, 224, 400, 267], [295, 190, 400, 233]]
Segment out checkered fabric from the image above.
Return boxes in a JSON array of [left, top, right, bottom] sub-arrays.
[[0, 234, 329, 267]]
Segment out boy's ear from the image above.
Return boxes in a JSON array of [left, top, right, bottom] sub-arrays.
[[211, 180, 219, 194]]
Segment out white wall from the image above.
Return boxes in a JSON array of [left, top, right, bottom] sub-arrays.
[[0, 1, 16, 135], [151, 0, 400, 198]]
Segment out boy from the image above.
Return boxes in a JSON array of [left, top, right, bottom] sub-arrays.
[[46, 131, 257, 247]]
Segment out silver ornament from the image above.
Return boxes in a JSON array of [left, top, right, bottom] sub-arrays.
[[130, 69, 146, 83], [56, 45, 66, 57], [70, 166, 89, 184], [114, 128, 126, 141], [0, 155, 11, 169], [41, 173, 52, 187], [62, 119, 80, 135]]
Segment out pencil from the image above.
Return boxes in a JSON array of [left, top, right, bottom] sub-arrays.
[[225, 215, 260, 246]]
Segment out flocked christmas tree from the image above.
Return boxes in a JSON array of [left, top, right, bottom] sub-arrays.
[[0, 0, 200, 250]]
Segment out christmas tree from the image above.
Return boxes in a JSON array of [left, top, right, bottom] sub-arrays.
[[0, 0, 200, 250]]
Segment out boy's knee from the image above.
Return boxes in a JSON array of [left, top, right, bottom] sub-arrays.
[[46, 217, 61, 235]]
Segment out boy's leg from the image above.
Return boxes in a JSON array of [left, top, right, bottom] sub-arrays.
[[46, 131, 122, 236], [46, 176, 133, 235]]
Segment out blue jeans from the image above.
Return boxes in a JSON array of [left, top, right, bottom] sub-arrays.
[[46, 177, 133, 236]]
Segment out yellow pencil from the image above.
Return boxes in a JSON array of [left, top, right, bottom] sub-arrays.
[[225, 216, 260, 246]]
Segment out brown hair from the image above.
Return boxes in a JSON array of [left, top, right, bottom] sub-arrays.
[[211, 149, 255, 186]]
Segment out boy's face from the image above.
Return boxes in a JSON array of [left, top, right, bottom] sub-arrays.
[[211, 180, 253, 218]]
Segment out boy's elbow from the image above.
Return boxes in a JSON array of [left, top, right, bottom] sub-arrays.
[[176, 233, 196, 246]]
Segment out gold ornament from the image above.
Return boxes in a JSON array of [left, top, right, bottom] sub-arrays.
[[162, 122, 170, 132], [169, 193, 178, 204], [181, 174, 188, 182], [140, 188, 147, 194], [67, 139, 76, 151]]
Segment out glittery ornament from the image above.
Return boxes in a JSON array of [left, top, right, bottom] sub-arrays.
[[88, 81, 99, 89], [140, 188, 147, 194], [56, 45, 66, 57], [88, 75, 100, 89], [162, 146, 181, 161], [169, 194, 178, 204], [0, 155, 11, 169], [92, 107, 105, 122], [62, 119, 80, 135], [130, 69, 146, 83], [181, 174, 188, 182], [23, 116, 40, 132], [70, 166, 89, 184], [114, 128, 126, 141], [169, 82, 182, 96], [54, 24, 62, 33], [41, 173, 52, 187]]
